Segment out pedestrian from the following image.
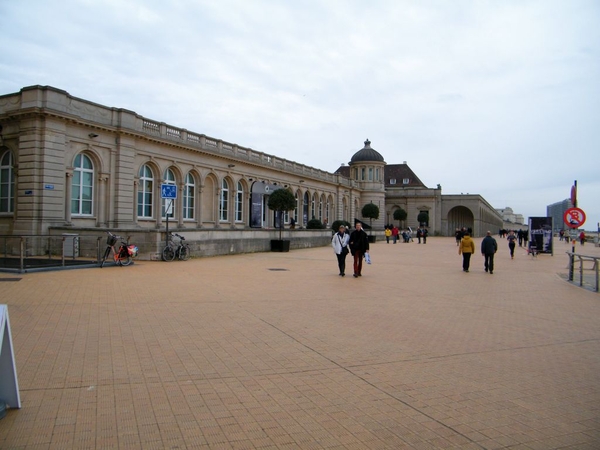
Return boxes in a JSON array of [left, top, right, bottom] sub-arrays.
[[481, 231, 498, 274], [290, 217, 296, 229], [458, 232, 475, 272], [579, 230, 586, 245], [349, 222, 370, 278], [517, 229, 524, 247], [455, 228, 462, 246], [507, 230, 517, 259], [331, 224, 350, 277], [392, 225, 399, 244], [416, 227, 422, 244], [422, 227, 428, 244], [384, 227, 392, 244]]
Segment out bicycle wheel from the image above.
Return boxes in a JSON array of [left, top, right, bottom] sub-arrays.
[[120, 255, 133, 266], [179, 244, 191, 261], [162, 245, 176, 261], [100, 246, 111, 268]]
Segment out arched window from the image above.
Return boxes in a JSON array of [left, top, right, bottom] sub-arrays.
[[162, 169, 176, 219], [235, 181, 243, 222], [294, 192, 299, 222], [0, 150, 15, 213], [219, 178, 229, 222], [311, 193, 316, 219], [71, 153, 94, 216], [303, 191, 309, 225], [318, 195, 323, 220], [138, 164, 154, 218], [183, 173, 195, 220]]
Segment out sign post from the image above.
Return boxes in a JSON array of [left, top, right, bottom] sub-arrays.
[[161, 184, 177, 249], [565, 181, 585, 281]]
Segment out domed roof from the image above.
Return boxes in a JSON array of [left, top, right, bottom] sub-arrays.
[[350, 139, 385, 163]]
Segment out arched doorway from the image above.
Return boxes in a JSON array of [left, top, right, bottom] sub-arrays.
[[447, 206, 474, 235]]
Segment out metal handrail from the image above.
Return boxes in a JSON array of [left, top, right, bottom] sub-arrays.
[[566, 252, 600, 292], [0, 234, 95, 273]]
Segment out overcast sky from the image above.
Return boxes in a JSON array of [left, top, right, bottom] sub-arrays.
[[1, 0, 599, 230]]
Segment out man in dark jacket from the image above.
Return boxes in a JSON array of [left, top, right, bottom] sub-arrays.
[[481, 230, 498, 274], [349, 222, 370, 277]]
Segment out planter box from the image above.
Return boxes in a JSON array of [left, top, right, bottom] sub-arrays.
[[270, 240, 290, 252]]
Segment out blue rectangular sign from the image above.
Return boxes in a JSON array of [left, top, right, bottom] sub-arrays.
[[161, 184, 177, 199]]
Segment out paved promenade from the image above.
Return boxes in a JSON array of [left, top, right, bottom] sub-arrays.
[[1, 236, 599, 449]]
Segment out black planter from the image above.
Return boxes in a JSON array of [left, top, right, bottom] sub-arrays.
[[270, 240, 290, 252], [368, 235, 377, 243]]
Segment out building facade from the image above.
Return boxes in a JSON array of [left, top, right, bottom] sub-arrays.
[[0, 86, 502, 257], [547, 199, 572, 232]]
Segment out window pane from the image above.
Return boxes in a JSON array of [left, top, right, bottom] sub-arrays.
[[82, 155, 92, 169], [82, 201, 92, 215]]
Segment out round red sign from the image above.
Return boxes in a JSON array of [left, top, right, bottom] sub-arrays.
[[563, 207, 586, 229]]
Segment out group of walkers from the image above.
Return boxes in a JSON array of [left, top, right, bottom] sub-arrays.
[[331, 222, 369, 278], [498, 228, 529, 247], [383, 225, 428, 244], [458, 228, 530, 273], [458, 230, 499, 273], [332, 224, 562, 278], [558, 229, 587, 245]]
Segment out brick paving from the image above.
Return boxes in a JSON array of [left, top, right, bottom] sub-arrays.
[[0, 236, 599, 449]]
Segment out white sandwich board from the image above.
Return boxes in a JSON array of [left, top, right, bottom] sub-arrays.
[[0, 305, 21, 409]]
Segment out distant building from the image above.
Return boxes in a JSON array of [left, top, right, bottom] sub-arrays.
[[0, 85, 503, 258], [547, 199, 572, 231], [495, 207, 525, 225]]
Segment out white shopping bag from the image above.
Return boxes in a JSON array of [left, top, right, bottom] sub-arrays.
[[365, 253, 371, 264]]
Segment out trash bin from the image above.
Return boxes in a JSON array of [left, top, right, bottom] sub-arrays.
[[62, 234, 79, 257]]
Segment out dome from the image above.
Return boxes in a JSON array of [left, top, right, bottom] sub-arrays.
[[350, 139, 385, 163]]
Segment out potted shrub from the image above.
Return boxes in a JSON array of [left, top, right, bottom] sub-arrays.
[[361, 203, 380, 243], [306, 218, 323, 229], [267, 188, 296, 252], [331, 220, 351, 234], [393, 207, 407, 229], [417, 211, 429, 227]]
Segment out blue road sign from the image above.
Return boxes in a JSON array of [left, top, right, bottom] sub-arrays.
[[161, 184, 177, 199]]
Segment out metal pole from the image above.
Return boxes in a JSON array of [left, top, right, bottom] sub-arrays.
[[569, 180, 577, 281], [165, 199, 171, 247]]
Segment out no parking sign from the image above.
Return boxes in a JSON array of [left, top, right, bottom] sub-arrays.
[[563, 207, 586, 229]]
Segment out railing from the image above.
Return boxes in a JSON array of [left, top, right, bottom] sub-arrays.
[[566, 252, 600, 292], [0, 235, 101, 273]]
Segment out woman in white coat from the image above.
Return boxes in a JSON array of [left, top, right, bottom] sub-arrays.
[[332, 225, 350, 277]]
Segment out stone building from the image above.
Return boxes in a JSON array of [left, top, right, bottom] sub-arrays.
[[0, 85, 502, 258]]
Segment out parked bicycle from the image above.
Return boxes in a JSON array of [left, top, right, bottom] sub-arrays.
[[162, 233, 191, 261], [100, 231, 138, 268]]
